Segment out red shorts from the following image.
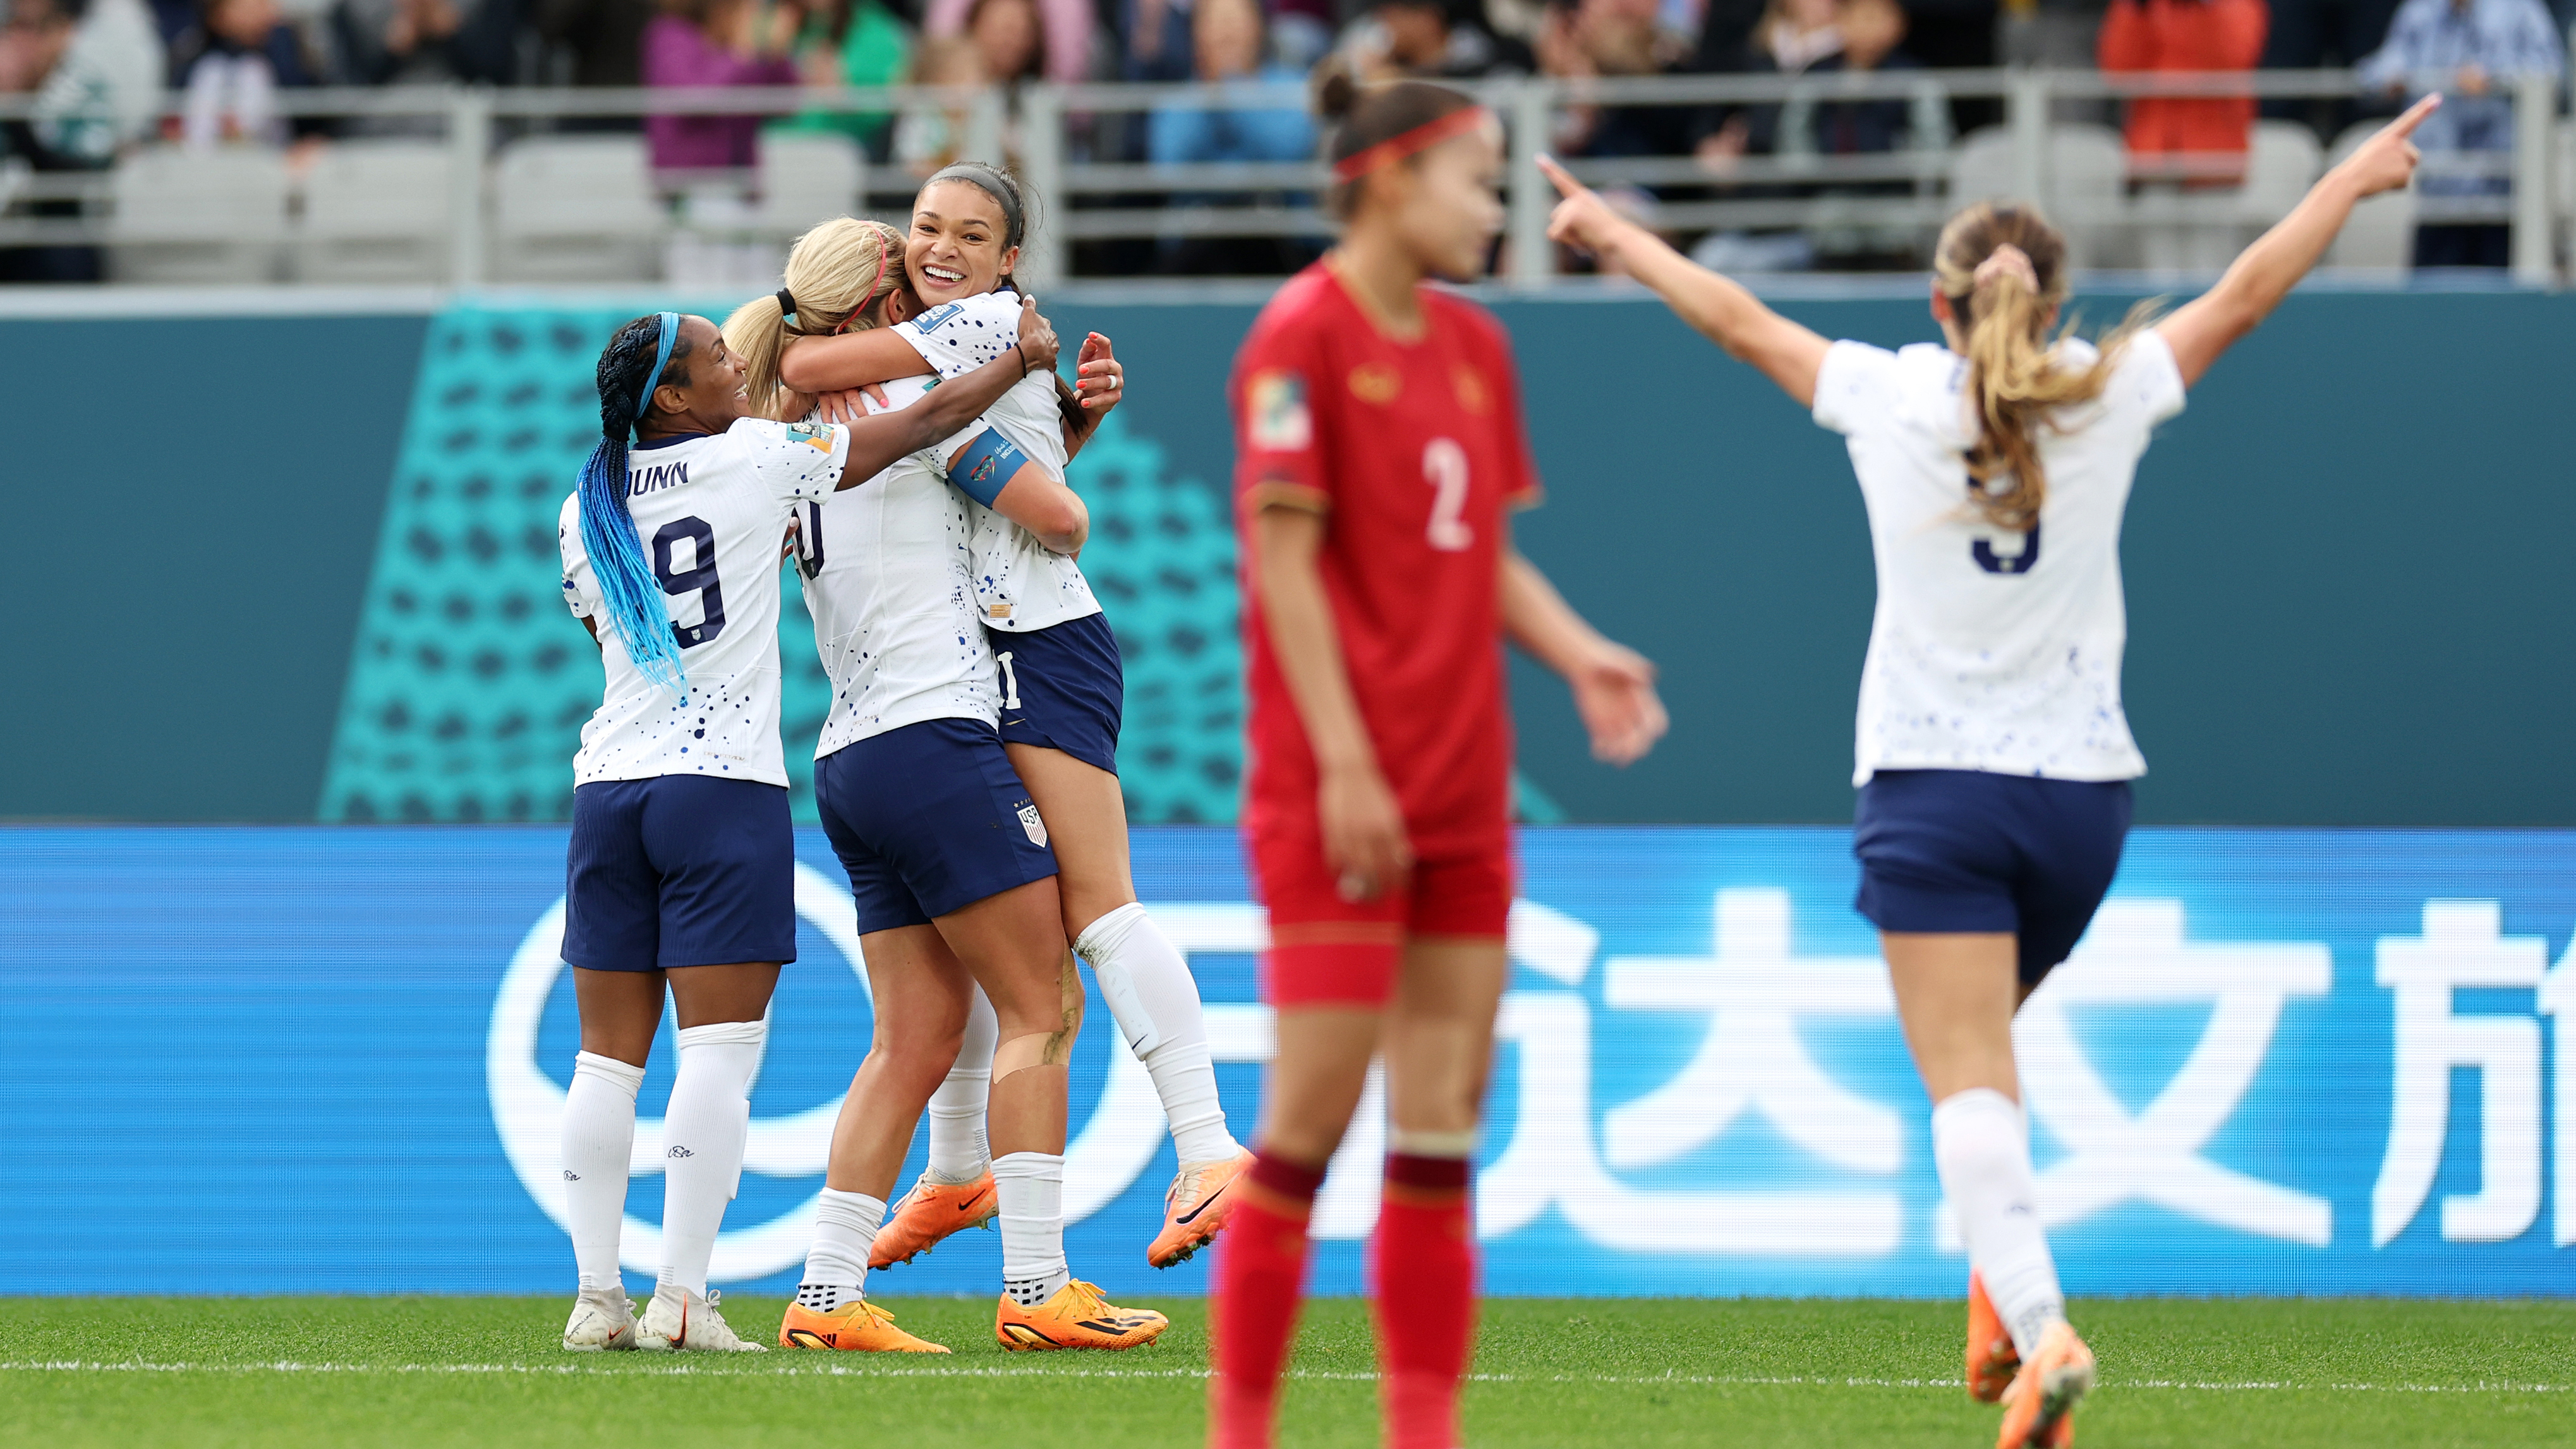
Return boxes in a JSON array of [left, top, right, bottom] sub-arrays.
[[1249, 830, 1515, 1007]]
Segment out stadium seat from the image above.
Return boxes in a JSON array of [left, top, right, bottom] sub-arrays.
[[2325, 119, 2414, 274], [107, 144, 289, 284], [490, 135, 666, 283], [1947, 125, 2131, 268], [2239, 121, 2324, 227], [753, 131, 866, 242], [296, 140, 452, 284]]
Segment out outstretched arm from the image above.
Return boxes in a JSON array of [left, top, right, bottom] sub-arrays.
[[1537, 153, 1832, 409], [2158, 94, 2436, 387], [778, 326, 938, 395], [1498, 529, 1666, 766], [832, 298, 1060, 486]]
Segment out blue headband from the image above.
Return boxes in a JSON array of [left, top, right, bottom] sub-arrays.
[[634, 311, 679, 436]]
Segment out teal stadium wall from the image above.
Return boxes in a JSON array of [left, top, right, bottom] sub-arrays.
[[7, 289, 2572, 826]]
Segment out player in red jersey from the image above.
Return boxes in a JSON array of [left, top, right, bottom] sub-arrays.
[[1212, 75, 1668, 1449]]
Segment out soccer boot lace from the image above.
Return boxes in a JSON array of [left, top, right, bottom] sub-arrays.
[[1147, 1146, 1256, 1268], [1995, 1320, 2093, 1448], [636, 1285, 765, 1352], [871, 1171, 998, 1269], [778, 1295, 952, 1352], [561, 1288, 638, 1351], [1966, 1270, 2020, 1404], [993, 1279, 1170, 1351]]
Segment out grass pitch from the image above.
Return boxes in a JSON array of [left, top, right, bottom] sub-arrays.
[[3, 1296, 2567, 1447]]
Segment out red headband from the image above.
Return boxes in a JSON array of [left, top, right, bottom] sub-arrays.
[[1331, 106, 1491, 183], [833, 223, 902, 335]]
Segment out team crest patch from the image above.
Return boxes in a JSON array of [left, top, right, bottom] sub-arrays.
[[1348, 363, 1401, 405], [1453, 365, 1490, 414], [783, 421, 835, 453], [1248, 370, 1310, 450], [1016, 802, 1049, 847]]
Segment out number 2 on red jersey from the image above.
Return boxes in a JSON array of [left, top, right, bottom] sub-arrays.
[[1423, 438, 1472, 552]]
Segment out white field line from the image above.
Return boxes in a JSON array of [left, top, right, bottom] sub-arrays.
[[0, 1361, 2568, 1394]]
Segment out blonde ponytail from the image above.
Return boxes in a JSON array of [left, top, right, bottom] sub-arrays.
[[1932, 202, 2157, 532], [720, 216, 907, 418]]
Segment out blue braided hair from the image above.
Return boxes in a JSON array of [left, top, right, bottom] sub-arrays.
[[575, 313, 687, 695]]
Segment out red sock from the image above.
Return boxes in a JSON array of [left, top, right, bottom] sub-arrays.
[[1370, 1154, 1478, 1449], [1209, 1150, 1325, 1449]]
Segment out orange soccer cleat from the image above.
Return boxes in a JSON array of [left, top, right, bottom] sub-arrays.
[[1147, 1147, 1256, 1268], [778, 1296, 952, 1353], [1995, 1320, 2093, 1449], [1966, 1271, 2021, 1404], [870, 1172, 998, 1270], [993, 1280, 1170, 1352]]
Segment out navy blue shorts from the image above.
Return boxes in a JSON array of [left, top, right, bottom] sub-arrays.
[[988, 612, 1123, 776], [815, 716, 1059, 934], [1853, 769, 2133, 985], [562, 776, 797, 971]]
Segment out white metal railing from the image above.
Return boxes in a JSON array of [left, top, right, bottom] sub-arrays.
[[0, 63, 2568, 288]]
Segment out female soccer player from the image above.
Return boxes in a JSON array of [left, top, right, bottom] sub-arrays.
[[553, 304, 1044, 1354], [749, 166, 1258, 1275], [718, 215, 1169, 1354], [1214, 78, 1667, 1449], [1539, 95, 2439, 1449]]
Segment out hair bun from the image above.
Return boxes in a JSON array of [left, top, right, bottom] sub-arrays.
[[1314, 63, 1360, 124]]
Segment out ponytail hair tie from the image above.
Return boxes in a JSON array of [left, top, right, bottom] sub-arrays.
[[775, 287, 798, 322], [1972, 244, 2039, 294]]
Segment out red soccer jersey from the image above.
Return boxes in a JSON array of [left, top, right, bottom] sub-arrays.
[[1230, 262, 1542, 858]]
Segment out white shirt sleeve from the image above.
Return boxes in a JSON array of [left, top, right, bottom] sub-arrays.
[[893, 292, 1024, 380], [557, 494, 595, 620], [1810, 340, 1904, 436], [2113, 328, 2187, 428], [729, 416, 852, 504]]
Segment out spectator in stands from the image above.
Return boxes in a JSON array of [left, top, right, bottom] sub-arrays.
[[329, 0, 517, 87], [2357, 0, 2562, 266], [1147, 0, 1310, 163], [892, 31, 983, 174], [0, 0, 159, 280], [169, 0, 325, 150], [775, 0, 910, 156], [921, 0, 1084, 82], [2097, 0, 2270, 184], [1121, 0, 1192, 81], [1146, 0, 1316, 270], [640, 0, 802, 171], [1535, 0, 1694, 159], [535, 0, 655, 88], [1347, 0, 1533, 80], [959, 0, 1041, 81]]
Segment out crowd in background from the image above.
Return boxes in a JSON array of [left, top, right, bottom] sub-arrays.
[[2, 0, 2571, 278]]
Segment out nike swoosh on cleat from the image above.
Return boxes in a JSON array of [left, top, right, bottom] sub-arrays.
[[1175, 1178, 1234, 1227]]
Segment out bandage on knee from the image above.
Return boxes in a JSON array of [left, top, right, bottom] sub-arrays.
[[993, 1031, 1070, 1083]]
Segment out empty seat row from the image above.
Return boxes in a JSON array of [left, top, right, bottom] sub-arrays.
[[102, 132, 867, 285]]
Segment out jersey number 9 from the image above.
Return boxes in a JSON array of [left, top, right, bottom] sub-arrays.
[[653, 516, 727, 648]]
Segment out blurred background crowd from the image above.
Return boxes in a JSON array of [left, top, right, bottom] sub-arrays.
[[3, 0, 2570, 279]]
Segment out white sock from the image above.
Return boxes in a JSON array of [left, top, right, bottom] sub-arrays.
[[563, 1052, 644, 1293], [1073, 902, 1240, 1164], [656, 1019, 765, 1299], [1933, 1088, 2066, 1356], [993, 1150, 1069, 1305], [926, 989, 996, 1183], [797, 1188, 886, 1311]]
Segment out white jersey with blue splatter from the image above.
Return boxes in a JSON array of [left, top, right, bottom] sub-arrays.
[[559, 416, 850, 787], [1813, 329, 2186, 786], [893, 289, 1103, 633], [794, 376, 1000, 757]]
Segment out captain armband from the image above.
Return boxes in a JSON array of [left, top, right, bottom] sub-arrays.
[[950, 427, 1031, 508]]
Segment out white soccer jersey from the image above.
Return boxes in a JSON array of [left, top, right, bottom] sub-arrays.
[[557, 417, 850, 786], [893, 291, 1101, 632], [795, 383, 998, 757], [1812, 329, 2186, 786]]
